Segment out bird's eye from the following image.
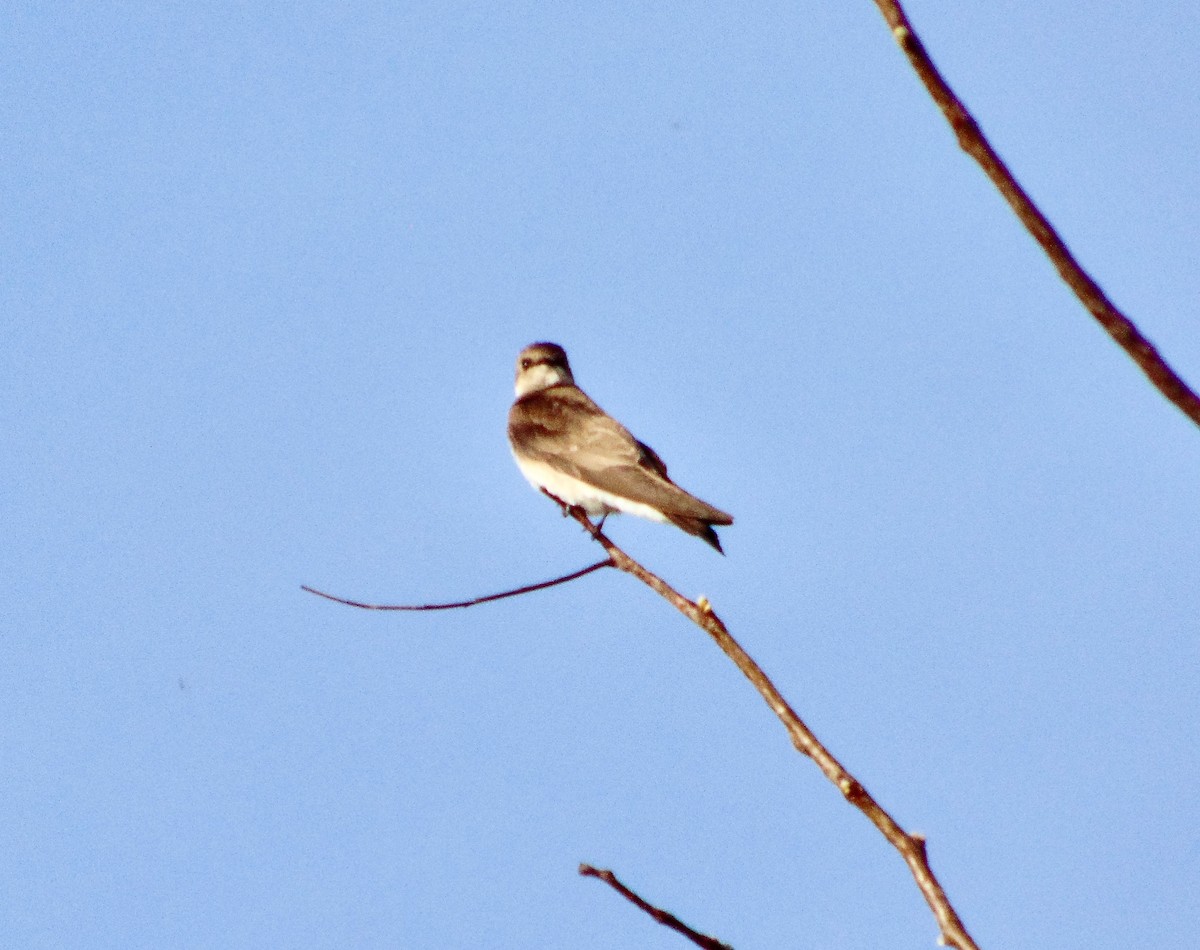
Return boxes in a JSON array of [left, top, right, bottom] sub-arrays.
[[520, 358, 533, 370]]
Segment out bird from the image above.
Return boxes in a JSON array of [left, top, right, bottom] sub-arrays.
[[507, 342, 733, 552]]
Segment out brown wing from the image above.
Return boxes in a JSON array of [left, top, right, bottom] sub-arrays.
[[508, 385, 733, 525]]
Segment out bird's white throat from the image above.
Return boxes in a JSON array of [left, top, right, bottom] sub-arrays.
[[514, 362, 573, 397]]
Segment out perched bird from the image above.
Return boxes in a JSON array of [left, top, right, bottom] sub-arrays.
[[507, 342, 733, 552]]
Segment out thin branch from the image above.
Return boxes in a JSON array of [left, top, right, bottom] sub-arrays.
[[301, 508, 976, 945], [300, 559, 613, 611], [580, 864, 733, 950], [870, 0, 1200, 429], [566, 508, 981, 950]]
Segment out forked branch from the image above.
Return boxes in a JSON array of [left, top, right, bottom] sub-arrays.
[[302, 509, 978, 948], [870, 0, 1200, 428]]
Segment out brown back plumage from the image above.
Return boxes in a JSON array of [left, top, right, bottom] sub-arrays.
[[508, 381, 732, 551]]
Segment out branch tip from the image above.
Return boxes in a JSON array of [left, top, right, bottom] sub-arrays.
[[580, 863, 733, 950], [300, 558, 613, 611]]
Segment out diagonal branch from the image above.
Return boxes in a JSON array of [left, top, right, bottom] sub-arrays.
[[300, 507, 977, 946], [301, 559, 613, 611], [870, 0, 1200, 429], [580, 864, 733, 950], [566, 508, 981, 950]]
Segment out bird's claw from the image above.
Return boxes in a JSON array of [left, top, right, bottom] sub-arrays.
[[539, 488, 570, 516]]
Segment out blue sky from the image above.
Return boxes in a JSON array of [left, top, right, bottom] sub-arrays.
[[3, 2, 1198, 947]]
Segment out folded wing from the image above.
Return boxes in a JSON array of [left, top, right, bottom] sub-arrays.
[[509, 386, 733, 527]]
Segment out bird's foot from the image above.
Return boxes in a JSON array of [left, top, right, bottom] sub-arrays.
[[539, 488, 571, 516], [538, 489, 606, 540]]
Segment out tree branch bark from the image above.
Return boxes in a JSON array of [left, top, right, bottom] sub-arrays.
[[566, 508, 980, 950], [870, 0, 1200, 429], [580, 864, 732, 950]]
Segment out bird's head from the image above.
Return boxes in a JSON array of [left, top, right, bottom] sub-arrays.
[[513, 342, 574, 397]]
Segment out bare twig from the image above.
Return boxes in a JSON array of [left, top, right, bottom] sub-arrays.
[[300, 559, 613, 611], [580, 864, 733, 950], [566, 508, 980, 950], [870, 0, 1200, 429], [302, 508, 976, 946]]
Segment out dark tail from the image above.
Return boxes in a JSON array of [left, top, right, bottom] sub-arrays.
[[668, 515, 727, 554]]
